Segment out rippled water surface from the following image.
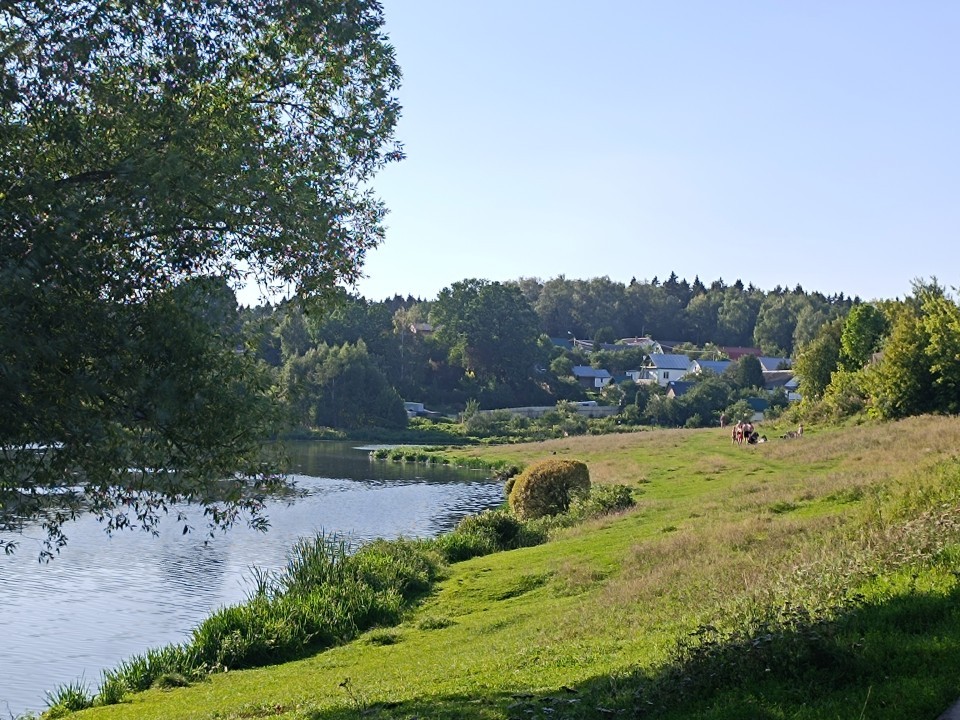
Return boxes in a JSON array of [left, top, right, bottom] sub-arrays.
[[0, 442, 503, 717]]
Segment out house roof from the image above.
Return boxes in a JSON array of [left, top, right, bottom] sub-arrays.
[[666, 380, 695, 397], [692, 359, 731, 374], [647, 353, 691, 370], [572, 365, 612, 379], [721, 346, 762, 359], [762, 370, 795, 388], [758, 356, 793, 371]]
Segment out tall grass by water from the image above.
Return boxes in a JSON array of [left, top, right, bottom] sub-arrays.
[[42, 534, 446, 715], [42, 478, 636, 716]]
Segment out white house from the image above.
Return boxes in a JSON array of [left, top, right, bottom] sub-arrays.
[[403, 401, 425, 418], [643, 353, 692, 386]]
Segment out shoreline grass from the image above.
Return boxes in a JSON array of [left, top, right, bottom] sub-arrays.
[[44, 415, 960, 719]]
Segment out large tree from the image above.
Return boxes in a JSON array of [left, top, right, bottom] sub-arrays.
[[839, 304, 888, 371], [281, 341, 407, 430], [430, 279, 543, 393], [863, 303, 935, 420], [753, 294, 804, 355], [1, 0, 402, 555], [793, 317, 843, 400], [921, 290, 960, 414]]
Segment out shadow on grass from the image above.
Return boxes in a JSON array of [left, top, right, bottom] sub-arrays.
[[304, 580, 960, 720]]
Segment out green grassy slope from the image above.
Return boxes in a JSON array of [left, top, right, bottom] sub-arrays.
[[71, 416, 960, 720]]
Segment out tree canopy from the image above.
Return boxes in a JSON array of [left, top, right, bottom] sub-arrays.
[[1, 0, 402, 555], [430, 279, 543, 391]]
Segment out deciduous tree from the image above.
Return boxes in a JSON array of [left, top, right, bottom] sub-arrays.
[[839, 304, 888, 371], [1, 0, 402, 555], [793, 318, 843, 400], [430, 279, 543, 390], [863, 304, 934, 420]]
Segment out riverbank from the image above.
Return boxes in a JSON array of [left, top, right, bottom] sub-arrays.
[[63, 415, 960, 719]]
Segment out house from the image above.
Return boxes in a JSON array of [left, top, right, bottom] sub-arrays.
[[762, 370, 794, 391], [666, 381, 695, 398], [758, 356, 793, 372], [785, 375, 801, 402], [403, 401, 425, 418], [409, 323, 434, 336], [612, 370, 644, 384], [690, 359, 732, 376], [572, 365, 613, 389], [643, 353, 692, 386]]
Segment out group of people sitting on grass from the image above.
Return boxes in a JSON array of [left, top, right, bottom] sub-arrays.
[[721, 416, 804, 446], [732, 421, 804, 445], [731, 420, 765, 445]]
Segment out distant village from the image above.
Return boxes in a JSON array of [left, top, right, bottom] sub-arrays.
[[559, 336, 796, 398]]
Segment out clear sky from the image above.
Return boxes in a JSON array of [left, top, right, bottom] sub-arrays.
[[326, 2, 960, 304]]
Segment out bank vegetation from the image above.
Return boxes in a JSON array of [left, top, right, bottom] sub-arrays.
[[38, 414, 960, 719]]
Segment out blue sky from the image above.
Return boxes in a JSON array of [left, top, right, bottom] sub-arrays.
[[345, 2, 960, 303]]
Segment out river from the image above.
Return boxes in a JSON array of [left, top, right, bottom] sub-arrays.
[[0, 441, 504, 718]]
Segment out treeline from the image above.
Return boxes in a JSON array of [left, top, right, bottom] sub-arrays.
[[237, 273, 861, 430], [793, 278, 960, 422]]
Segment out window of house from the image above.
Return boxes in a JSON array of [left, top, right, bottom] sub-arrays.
[[663, 371, 670, 379]]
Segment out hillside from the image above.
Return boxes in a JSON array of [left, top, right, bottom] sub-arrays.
[[71, 415, 960, 720]]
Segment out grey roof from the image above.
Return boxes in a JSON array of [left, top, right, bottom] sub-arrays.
[[666, 381, 696, 396], [762, 370, 795, 388], [694, 360, 732, 374], [758, 356, 793, 371], [647, 353, 691, 370], [572, 365, 612, 379]]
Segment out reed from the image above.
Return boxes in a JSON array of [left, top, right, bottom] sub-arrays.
[[43, 679, 92, 717], [83, 531, 448, 707], [72, 475, 633, 710]]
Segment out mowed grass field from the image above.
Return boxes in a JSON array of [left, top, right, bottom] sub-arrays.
[[73, 415, 960, 720]]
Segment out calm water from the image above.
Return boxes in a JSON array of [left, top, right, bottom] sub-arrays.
[[0, 442, 504, 718]]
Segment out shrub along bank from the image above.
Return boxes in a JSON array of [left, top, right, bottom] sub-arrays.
[[47, 415, 960, 719]]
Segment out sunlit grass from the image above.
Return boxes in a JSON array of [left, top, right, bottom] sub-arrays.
[[65, 415, 960, 720]]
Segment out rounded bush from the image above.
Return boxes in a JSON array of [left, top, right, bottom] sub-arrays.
[[508, 458, 591, 520]]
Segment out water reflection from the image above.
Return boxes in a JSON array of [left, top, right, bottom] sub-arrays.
[[0, 442, 503, 718]]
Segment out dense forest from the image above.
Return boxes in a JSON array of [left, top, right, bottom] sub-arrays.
[[239, 273, 853, 429], [237, 273, 960, 436]]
